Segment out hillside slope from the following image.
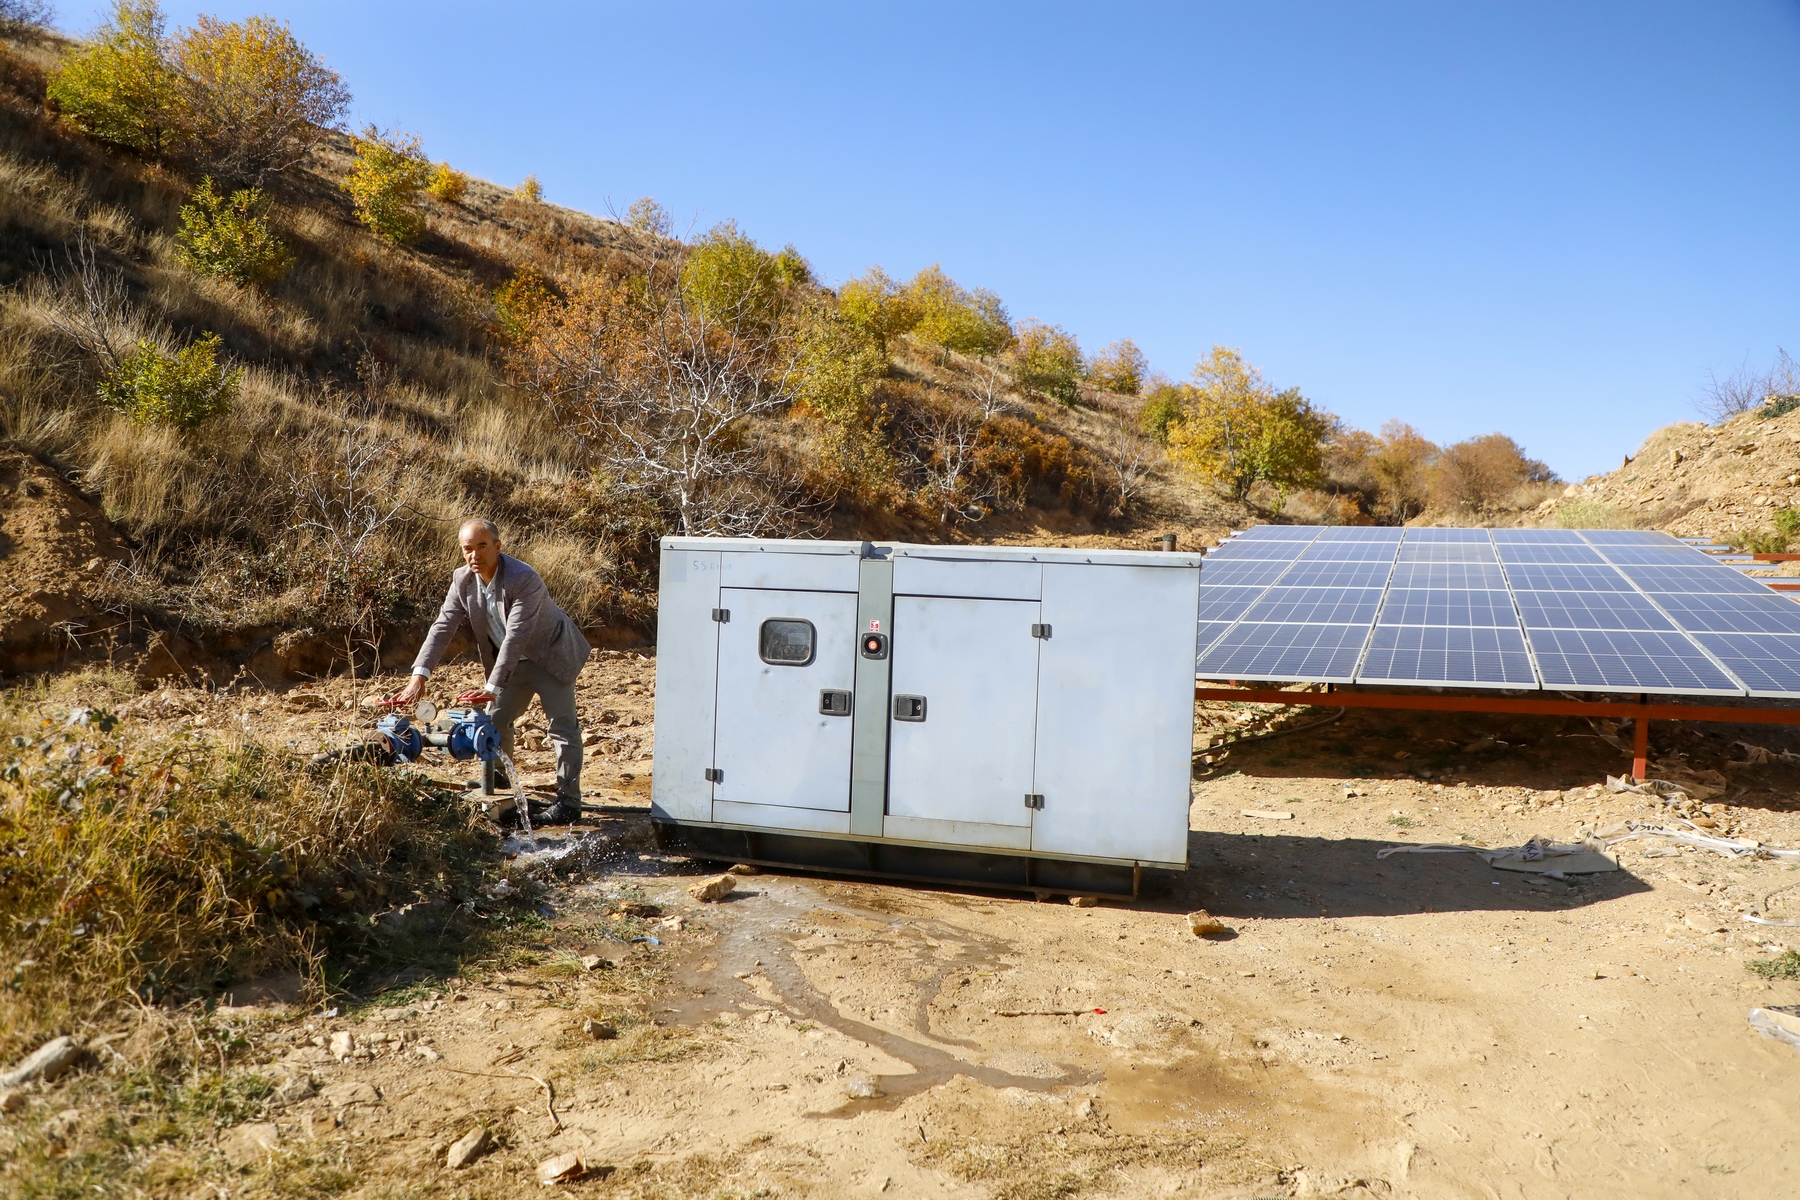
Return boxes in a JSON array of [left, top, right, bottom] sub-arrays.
[[0, 27, 1239, 682], [1536, 407, 1800, 559]]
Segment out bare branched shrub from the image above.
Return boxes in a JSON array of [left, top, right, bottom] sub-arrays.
[[904, 395, 990, 522], [508, 245, 801, 536], [1094, 411, 1158, 515], [963, 356, 1017, 420], [1699, 350, 1800, 423], [289, 423, 425, 654], [42, 237, 139, 374], [0, 0, 53, 34]]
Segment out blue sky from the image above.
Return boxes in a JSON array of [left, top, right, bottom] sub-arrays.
[[130, 1, 1800, 481]]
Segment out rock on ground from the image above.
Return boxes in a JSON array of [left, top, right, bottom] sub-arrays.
[[689, 874, 736, 902]]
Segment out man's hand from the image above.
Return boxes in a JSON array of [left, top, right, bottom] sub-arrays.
[[456, 688, 497, 706], [382, 676, 427, 709]]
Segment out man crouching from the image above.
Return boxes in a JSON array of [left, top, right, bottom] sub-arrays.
[[385, 517, 592, 823]]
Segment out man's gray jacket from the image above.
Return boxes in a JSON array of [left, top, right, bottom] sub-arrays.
[[412, 553, 592, 690]]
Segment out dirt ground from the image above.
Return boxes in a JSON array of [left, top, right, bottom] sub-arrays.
[[12, 652, 1800, 1200]]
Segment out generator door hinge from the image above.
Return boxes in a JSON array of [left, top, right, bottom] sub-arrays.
[[711, 608, 730, 623], [1030, 623, 1051, 639], [1023, 793, 1045, 810], [704, 767, 723, 783]]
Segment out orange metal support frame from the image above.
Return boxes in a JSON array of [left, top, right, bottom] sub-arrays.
[[1194, 685, 1800, 780]]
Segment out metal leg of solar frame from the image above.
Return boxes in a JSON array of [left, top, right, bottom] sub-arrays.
[[1632, 696, 1649, 782]]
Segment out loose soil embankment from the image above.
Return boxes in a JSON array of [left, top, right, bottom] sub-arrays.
[[5, 656, 1799, 1199]]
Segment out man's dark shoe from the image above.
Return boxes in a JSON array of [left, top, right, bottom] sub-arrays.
[[533, 796, 581, 825]]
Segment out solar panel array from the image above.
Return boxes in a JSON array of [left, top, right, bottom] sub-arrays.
[[1196, 527, 1800, 698]]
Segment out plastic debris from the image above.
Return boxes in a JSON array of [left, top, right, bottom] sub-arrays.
[[538, 1152, 588, 1184], [1748, 1006, 1800, 1055], [0, 1036, 81, 1088], [1376, 836, 1619, 874]]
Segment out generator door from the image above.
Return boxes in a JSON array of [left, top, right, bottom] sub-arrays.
[[712, 587, 857, 811], [1029, 563, 1199, 864], [886, 595, 1040, 829]]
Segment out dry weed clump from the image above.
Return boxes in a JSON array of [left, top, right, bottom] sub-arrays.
[[0, 688, 497, 1059]]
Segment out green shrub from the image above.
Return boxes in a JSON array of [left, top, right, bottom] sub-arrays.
[[341, 126, 431, 244], [774, 244, 814, 287], [1554, 498, 1644, 530], [1010, 320, 1084, 405], [680, 219, 785, 328], [174, 176, 292, 285], [46, 0, 182, 156], [1757, 395, 1800, 420], [903, 265, 1012, 357], [493, 267, 554, 343], [1140, 384, 1187, 445], [1089, 338, 1147, 396], [426, 162, 469, 204], [98, 333, 239, 429], [1732, 509, 1800, 554], [1748, 950, 1800, 981], [171, 12, 349, 182], [625, 196, 672, 237]]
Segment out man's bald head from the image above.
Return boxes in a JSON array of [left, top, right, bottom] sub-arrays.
[[459, 517, 502, 582]]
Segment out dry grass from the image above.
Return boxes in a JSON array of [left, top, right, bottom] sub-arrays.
[[0, 672, 506, 1060], [0, 32, 647, 668]]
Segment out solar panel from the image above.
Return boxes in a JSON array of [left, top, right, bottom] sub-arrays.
[[1402, 527, 1492, 542], [1494, 544, 1608, 565], [1195, 621, 1236, 656], [1619, 565, 1772, 595], [1377, 588, 1517, 626], [1655, 593, 1800, 635], [1396, 542, 1497, 562], [1527, 629, 1742, 694], [1277, 560, 1394, 588], [1389, 561, 1507, 588], [1503, 563, 1636, 592], [1590, 547, 1719, 567], [1195, 621, 1368, 683], [1492, 528, 1584, 543], [1205, 537, 1313, 561], [1513, 589, 1676, 631], [1298, 541, 1404, 561], [1358, 625, 1537, 687], [1314, 526, 1402, 540], [1690, 633, 1800, 696], [1197, 585, 1272, 623], [1197, 559, 1292, 587], [1193, 524, 1800, 697], [1239, 586, 1385, 625], [1234, 525, 1320, 541], [1580, 530, 1683, 545]]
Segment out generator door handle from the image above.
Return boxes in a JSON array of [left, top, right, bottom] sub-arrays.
[[893, 694, 927, 722]]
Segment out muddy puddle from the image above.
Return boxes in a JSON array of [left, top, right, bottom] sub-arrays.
[[662, 877, 1100, 1116]]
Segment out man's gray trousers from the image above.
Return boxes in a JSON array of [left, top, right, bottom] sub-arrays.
[[489, 659, 582, 802]]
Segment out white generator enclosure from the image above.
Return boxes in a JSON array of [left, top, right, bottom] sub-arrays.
[[651, 538, 1203, 895]]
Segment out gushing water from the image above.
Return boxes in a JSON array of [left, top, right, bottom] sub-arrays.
[[494, 747, 532, 838]]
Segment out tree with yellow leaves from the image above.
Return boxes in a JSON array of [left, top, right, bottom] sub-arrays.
[[173, 13, 349, 182], [1165, 346, 1333, 503]]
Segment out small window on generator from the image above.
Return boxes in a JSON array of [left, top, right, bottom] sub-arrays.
[[759, 619, 816, 666]]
